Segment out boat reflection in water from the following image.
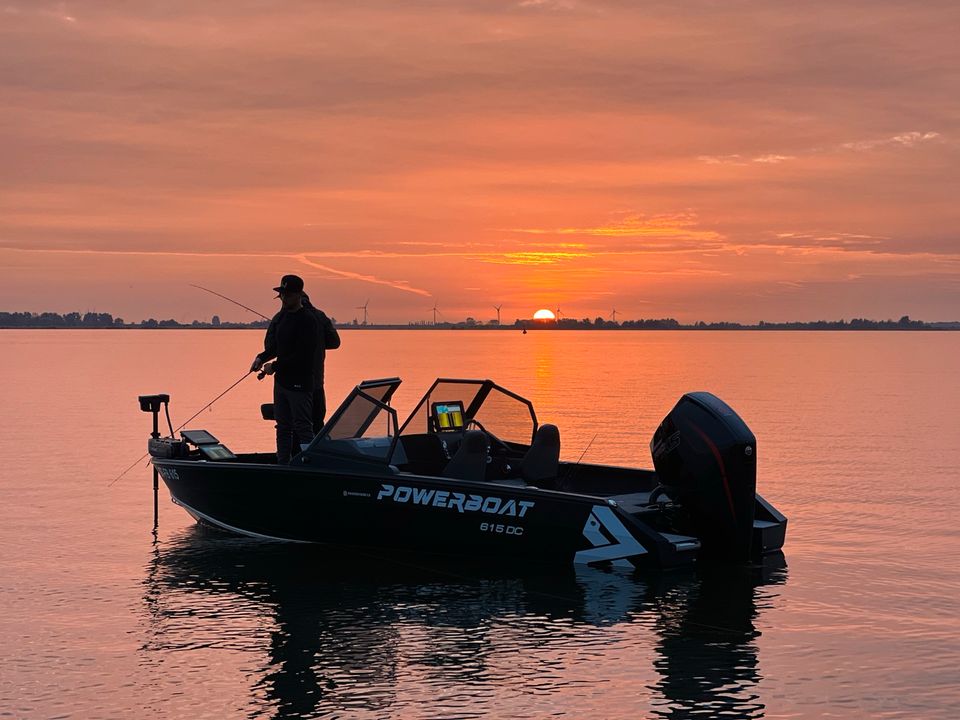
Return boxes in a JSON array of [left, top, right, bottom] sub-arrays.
[[142, 527, 787, 719]]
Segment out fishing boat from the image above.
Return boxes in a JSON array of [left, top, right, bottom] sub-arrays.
[[141, 377, 786, 569]]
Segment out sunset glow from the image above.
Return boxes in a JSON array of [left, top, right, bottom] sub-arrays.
[[0, 2, 957, 323], [533, 309, 557, 321]]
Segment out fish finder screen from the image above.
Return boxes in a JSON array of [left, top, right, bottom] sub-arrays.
[[432, 402, 465, 432], [199, 444, 236, 460]]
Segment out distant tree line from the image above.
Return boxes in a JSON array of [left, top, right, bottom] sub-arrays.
[[1, 311, 955, 330], [0, 311, 123, 327], [505, 315, 941, 330], [723, 316, 928, 330], [0, 311, 268, 329]]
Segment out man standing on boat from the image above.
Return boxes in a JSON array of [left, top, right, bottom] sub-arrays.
[[301, 292, 340, 433], [250, 275, 319, 464]]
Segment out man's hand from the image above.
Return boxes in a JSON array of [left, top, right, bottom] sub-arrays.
[[250, 356, 263, 373], [262, 361, 276, 375]]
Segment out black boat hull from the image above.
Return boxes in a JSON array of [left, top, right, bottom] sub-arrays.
[[155, 459, 701, 569], [145, 379, 787, 569]]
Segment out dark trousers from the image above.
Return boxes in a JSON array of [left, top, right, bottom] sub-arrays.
[[274, 383, 314, 464], [312, 387, 327, 435]]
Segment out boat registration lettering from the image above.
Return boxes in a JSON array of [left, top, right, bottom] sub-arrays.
[[376, 484, 534, 518], [157, 467, 179, 481]]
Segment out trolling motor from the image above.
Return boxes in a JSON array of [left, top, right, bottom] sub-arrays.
[[139, 393, 171, 435], [138, 393, 175, 528], [140, 394, 190, 459]]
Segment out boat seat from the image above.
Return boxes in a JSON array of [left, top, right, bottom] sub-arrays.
[[521, 424, 560, 484], [442, 430, 489, 482]]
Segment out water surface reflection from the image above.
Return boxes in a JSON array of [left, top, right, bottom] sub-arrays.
[[142, 527, 786, 719]]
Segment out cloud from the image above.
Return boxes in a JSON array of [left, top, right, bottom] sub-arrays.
[[841, 131, 941, 151], [700, 131, 940, 165], [698, 154, 745, 165], [480, 251, 591, 266], [752, 154, 796, 164], [697, 153, 797, 165], [0, 245, 432, 296], [295, 254, 432, 296], [699, 154, 796, 165], [772, 231, 889, 249], [504, 212, 722, 244], [518, 0, 576, 9]]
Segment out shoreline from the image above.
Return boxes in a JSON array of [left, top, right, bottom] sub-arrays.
[[2, 324, 958, 331]]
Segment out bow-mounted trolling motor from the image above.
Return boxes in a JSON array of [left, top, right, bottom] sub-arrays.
[[140, 394, 237, 460], [651, 392, 759, 561], [139, 393, 191, 459], [138, 393, 176, 526], [139, 393, 174, 445]]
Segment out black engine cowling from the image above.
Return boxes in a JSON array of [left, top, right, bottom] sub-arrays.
[[650, 392, 757, 560]]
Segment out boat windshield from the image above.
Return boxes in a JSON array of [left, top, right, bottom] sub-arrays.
[[317, 378, 401, 441], [471, 385, 537, 445], [399, 378, 537, 445]]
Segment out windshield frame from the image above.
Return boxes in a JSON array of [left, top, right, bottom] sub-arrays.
[[304, 378, 402, 463], [398, 378, 538, 443]]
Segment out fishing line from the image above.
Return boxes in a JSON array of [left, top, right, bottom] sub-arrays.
[[107, 452, 153, 488], [170, 370, 252, 435], [108, 370, 254, 487], [189, 284, 270, 321]]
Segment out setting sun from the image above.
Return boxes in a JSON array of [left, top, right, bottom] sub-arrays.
[[533, 308, 556, 320]]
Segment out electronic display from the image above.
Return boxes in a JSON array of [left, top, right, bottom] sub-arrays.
[[199, 444, 236, 460], [432, 401, 465, 432], [181, 429, 220, 446]]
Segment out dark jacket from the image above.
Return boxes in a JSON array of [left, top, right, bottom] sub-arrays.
[[257, 308, 319, 391], [259, 302, 339, 389], [302, 299, 341, 387]]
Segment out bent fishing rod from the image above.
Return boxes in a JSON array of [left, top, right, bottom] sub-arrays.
[[190, 284, 270, 321], [108, 369, 254, 486]]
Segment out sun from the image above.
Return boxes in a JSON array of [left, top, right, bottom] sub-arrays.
[[533, 308, 556, 320]]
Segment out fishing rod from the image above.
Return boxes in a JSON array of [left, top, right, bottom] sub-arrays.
[[108, 370, 254, 487], [190, 283, 271, 378], [190, 284, 270, 321], [575, 433, 598, 465], [560, 432, 598, 492]]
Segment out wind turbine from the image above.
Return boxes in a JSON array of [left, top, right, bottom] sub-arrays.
[[555, 307, 563, 323], [493, 304, 502, 325], [429, 302, 442, 325], [355, 299, 369, 325], [611, 308, 620, 323]]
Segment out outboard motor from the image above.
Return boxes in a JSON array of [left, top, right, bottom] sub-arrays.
[[651, 392, 757, 561]]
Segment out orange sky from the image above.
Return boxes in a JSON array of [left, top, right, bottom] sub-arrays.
[[1, 1, 958, 323]]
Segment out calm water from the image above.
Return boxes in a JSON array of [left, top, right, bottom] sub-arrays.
[[2, 329, 959, 719]]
